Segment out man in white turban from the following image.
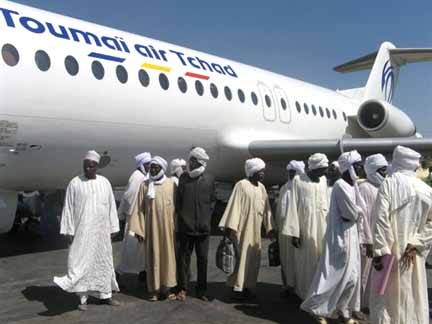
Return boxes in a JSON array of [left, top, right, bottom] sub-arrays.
[[219, 157, 274, 300], [276, 160, 305, 296], [357, 153, 388, 310], [301, 150, 364, 324], [54, 150, 120, 311], [176, 147, 215, 301], [327, 161, 341, 187], [116, 152, 151, 281], [129, 156, 177, 301], [170, 158, 187, 186], [370, 146, 432, 324], [282, 153, 330, 300]]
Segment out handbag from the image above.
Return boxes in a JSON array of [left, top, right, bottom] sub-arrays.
[[216, 236, 237, 274]]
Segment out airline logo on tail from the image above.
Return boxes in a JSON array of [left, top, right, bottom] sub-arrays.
[[381, 60, 394, 103]]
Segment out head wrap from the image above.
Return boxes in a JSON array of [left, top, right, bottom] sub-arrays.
[[135, 152, 151, 168], [338, 150, 362, 183], [331, 161, 340, 171], [170, 158, 187, 177], [391, 145, 421, 173], [83, 150, 100, 164], [147, 156, 168, 200], [308, 153, 329, 170], [189, 147, 210, 167], [364, 154, 388, 186], [245, 158, 266, 177], [287, 160, 305, 174]]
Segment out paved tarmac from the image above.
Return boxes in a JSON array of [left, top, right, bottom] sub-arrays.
[[0, 226, 373, 324]]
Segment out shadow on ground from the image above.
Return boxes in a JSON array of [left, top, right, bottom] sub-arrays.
[[21, 286, 78, 316]]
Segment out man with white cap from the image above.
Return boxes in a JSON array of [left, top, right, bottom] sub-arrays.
[[116, 152, 151, 282], [281, 153, 330, 300], [219, 157, 274, 300], [54, 150, 120, 311], [276, 160, 305, 296], [170, 158, 187, 186], [129, 156, 177, 301], [357, 153, 388, 310], [301, 150, 364, 324], [176, 147, 215, 302], [327, 161, 341, 187], [370, 146, 432, 324]]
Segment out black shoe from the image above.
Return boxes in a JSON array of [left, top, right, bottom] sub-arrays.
[[197, 294, 209, 302], [100, 298, 121, 307], [138, 271, 146, 282]]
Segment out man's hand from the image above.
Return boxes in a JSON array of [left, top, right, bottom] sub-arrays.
[[362, 244, 373, 258], [291, 237, 301, 248], [66, 235, 74, 246], [373, 256, 383, 271], [401, 244, 417, 270], [135, 234, 144, 243]]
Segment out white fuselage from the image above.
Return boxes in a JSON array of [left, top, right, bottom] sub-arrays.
[[0, 0, 358, 191]]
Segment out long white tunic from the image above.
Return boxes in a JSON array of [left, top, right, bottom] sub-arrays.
[[358, 180, 379, 307], [54, 175, 120, 295], [276, 180, 295, 287], [282, 174, 329, 299], [301, 179, 362, 318], [116, 170, 146, 274], [371, 171, 432, 324]]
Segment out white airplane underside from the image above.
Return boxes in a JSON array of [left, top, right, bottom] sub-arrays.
[[0, 0, 432, 233]]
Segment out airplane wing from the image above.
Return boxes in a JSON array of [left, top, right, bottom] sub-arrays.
[[249, 137, 432, 160]]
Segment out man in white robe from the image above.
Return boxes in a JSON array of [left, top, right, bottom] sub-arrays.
[[276, 160, 305, 295], [370, 146, 432, 324], [357, 153, 388, 310], [219, 158, 275, 300], [170, 158, 186, 186], [54, 150, 120, 311], [282, 153, 330, 300], [301, 150, 364, 324], [116, 152, 151, 280]]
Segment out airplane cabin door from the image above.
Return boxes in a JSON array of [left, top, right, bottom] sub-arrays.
[[258, 82, 276, 121], [274, 87, 291, 123]]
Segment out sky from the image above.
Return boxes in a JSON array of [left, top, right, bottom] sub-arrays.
[[11, 0, 432, 135]]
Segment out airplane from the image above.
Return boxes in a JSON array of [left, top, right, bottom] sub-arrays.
[[0, 0, 432, 233]]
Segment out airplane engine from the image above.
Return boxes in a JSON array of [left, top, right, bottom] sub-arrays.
[[0, 190, 18, 233], [357, 99, 416, 138]]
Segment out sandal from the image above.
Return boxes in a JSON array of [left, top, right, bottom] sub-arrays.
[[177, 290, 187, 301], [148, 295, 158, 302], [167, 293, 177, 301]]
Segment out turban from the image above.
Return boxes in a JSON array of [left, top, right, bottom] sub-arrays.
[[391, 145, 421, 173], [245, 158, 266, 177], [287, 160, 305, 174], [365, 154, 388, 177], [308, 153, 329, 170], [150, 156, 168, 172], [189, 147, 210, 167], [338, 150, 362, 173], [170, 158, 186, 177], [135, 152, 151, 168], [331, 161, 340, 171], [83, 150, 100, 163]]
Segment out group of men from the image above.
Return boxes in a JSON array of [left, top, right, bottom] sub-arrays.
[[52, 145, 432, 324], [276, 146, 432, 324]]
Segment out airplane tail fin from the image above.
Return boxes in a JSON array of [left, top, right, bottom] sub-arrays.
[[334, 42, 432, 103]]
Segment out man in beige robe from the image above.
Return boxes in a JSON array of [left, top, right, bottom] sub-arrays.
[[219, 157, 274, 300], [282, 153, 330, 300], [129, 156, 177, 301]]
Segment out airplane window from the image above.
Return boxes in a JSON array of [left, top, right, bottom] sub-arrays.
[[265, 95, 272, 108], [281, 98, 287, 110], [138, 69, 150, 87], [238, 89, 245, 103], [296, 101, 301, 113], [195, 80, 204, 96], [116, 65, 128, 84], [92, 60, 104, 80], [178, 77, 187, 93], [35, 50, 50, 72], [64, 55, 79, 76], [332, 109, 337, 120], [326, 108, 331, 119], [210, 83, 218, 98], [311, 105, 317, 116], [2, 44, 19, 66], [251, 92, 258, 105], [303, 103, 309, 114], [159, 73, 169, 90], [319, 106, 324, 117], [225, 86, 232, 101], [343, 112, 347, 121]]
